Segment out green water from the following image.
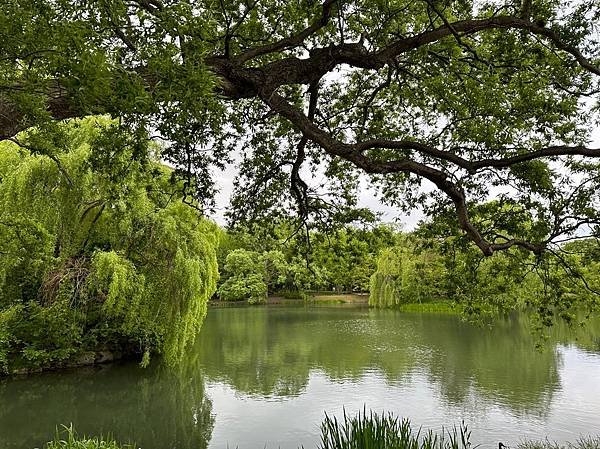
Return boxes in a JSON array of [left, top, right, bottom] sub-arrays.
[[1, 306, 600, 448]]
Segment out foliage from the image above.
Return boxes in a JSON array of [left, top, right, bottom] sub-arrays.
[[0, 119, 219, 371], [217, 223, 397, 298], [414, 203, 600, 322], [217, 249, 268, 303], [1, 302, 84, 368], [369, 238, 448, 307], [3, 0, 600, 284], [319, 409, 471, 449], [309, 226, 398, 292], [44, 426, 134, 449], [218, 273, 267, 304], [219, 219, 600, 324]]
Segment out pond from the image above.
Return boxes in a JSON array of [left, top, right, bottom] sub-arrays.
[[1, 306, 600, 449]]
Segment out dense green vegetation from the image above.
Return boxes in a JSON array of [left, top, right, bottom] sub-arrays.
[[215, 224, 397, 302], [216, 221, 600, 329], [0, 120, 219, 373], [2, 0, 600, 276]]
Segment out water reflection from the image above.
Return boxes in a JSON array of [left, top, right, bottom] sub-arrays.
[[194, 308, 594, 415], [0, 363, 214, 449], [1, 306, 599, 449]]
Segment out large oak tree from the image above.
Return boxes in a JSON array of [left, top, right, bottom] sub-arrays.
[[1, 0, 600, 259]]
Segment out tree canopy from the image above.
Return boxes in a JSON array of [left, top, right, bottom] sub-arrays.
[[1, 0, 599, 257], [0, 119, 219, 371]]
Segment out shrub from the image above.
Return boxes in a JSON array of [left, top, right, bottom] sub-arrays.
[[218, 273, 267, 303]]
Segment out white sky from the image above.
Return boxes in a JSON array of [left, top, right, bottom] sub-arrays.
[[209, 126, 600, 230]]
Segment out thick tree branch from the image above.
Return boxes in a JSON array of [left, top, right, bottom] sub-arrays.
[[2, 12, 599, 140], [1, 4, 599, 259], [258, 88, 526, 256], [355, 139, 600, 172], [291, 81, 320, 219]]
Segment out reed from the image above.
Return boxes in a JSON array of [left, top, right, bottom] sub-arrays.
[[318, 408, 471, 449], [44, 426, 134, 449]]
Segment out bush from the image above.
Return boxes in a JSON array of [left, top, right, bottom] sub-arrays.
[[6, 302, 84, 369], [217, 249, 269, 303], [218, 273, 267, 303]]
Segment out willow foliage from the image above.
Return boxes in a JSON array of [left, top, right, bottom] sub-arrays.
[[369, 240, 447, 308], [0, 119, 219, 371]]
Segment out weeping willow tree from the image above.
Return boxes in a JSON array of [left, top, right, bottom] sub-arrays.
[[0, 118, 219, 372], [369, 239, 447, 308], [369, 229, 546, 316]]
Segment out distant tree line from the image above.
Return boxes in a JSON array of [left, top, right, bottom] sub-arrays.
[[218, 217, 600, 327], [216, 224, 398, 303]]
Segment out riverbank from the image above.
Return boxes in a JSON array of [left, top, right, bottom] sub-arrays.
[[4, 350, 125, 377], [209, 295, 460, 313], [209, 292, 370, 307]]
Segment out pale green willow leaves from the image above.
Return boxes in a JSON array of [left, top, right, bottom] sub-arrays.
[[0, 119, 219, 370]]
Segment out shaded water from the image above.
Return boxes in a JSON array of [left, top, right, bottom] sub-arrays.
[[1, 306, 600, 448]]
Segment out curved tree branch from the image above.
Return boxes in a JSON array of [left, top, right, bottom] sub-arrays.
[[1, 4, 599, 258], [2, 12, 599, 140]]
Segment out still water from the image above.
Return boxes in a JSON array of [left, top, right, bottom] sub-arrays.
[[1, 306, 600, 449]]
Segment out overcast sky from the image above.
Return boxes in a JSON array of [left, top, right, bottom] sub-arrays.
[[209, 126, 600, 230]]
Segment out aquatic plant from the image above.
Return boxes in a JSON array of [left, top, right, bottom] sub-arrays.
[[35, 419, 600, 449], [44, 426, 134, 449], [318, 409, 472, 449]]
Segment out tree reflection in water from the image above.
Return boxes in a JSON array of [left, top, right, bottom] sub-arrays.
[[1, 306, 599, 449], [194, 307, 600, 416], [0, 362, 214, 449]]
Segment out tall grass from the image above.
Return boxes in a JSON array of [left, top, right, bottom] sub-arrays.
[[42, 426, 134, 449], [318, 409, 472, 449], [38, 418, 600, 449], [518, 438, 600, 449]]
